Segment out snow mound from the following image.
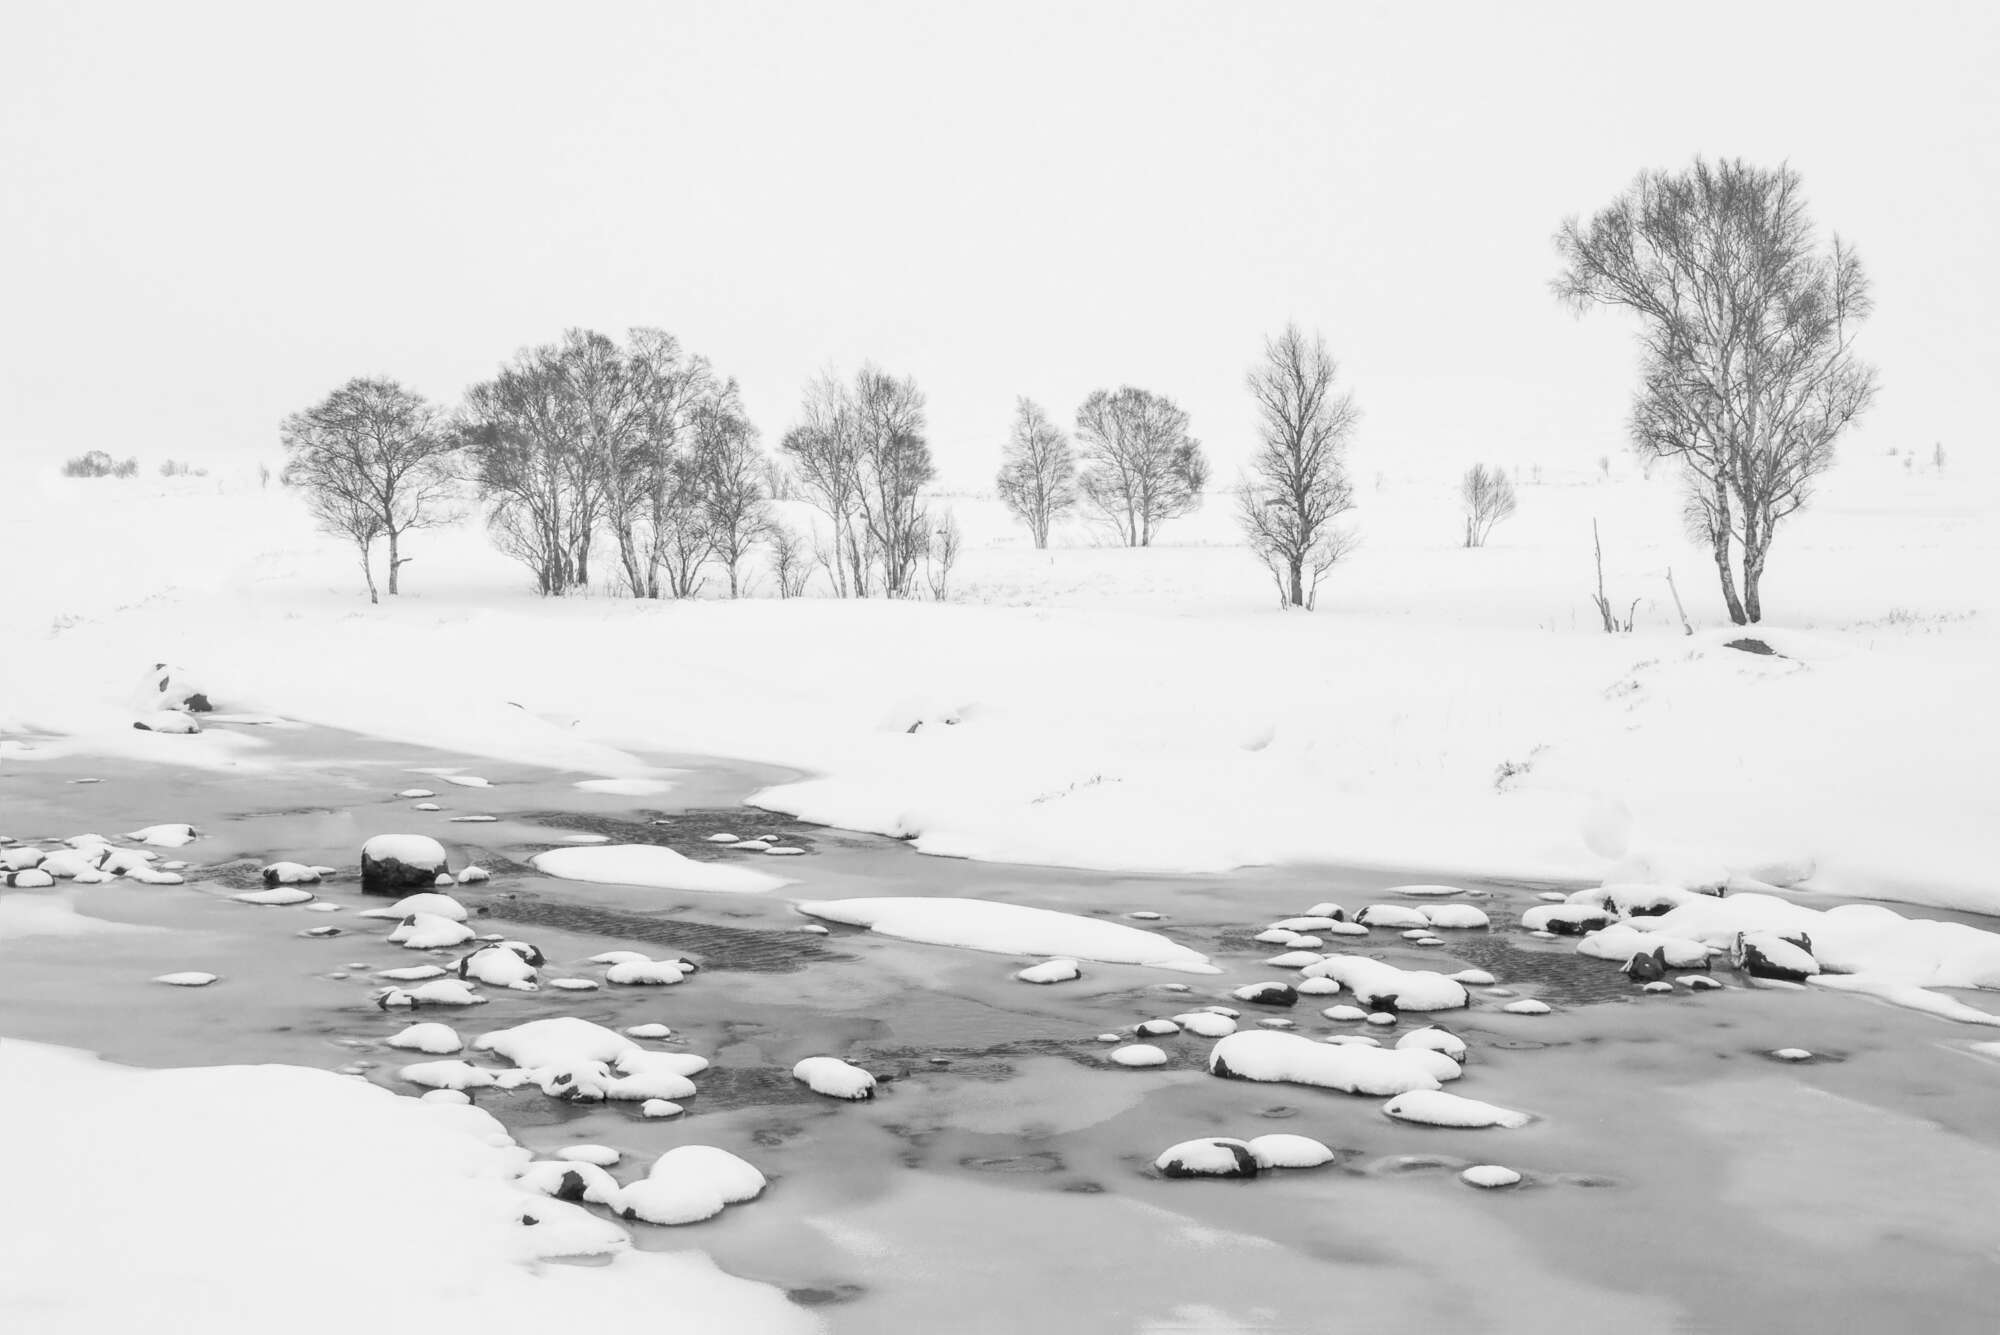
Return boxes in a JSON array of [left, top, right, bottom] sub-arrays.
[[1016, 958, 1082, 984], [1355, 904, 1429, 928], [378, 980, 486, 1008], [378, 965, 447, 982], [1501, 999, 1551, 1015], [650, 1145, 765, 1204], [234, 887, 315, 906], [1265, 950, 1325, 969], [1421, 904, 1491, 929], [359, 892, 468, 921], [387, 1022, 463, 1054], [1462, 1164, 1523, 1188], [797, 896, 1216, 973], [1383, 1089, 1530, 1129], [475, 1018, 637, 1070], [400, 1060, 497, 1091], [389, 913, 476, 950], [792, 1056, 876, 1100], [1209, 1030, 1458, 1095], [1577, 924, 1713, 968], [530, 845, 787, 895], [1396, 1026, 1468, 1061], [123, 823, 196, 847], [555, 1145, 620, 1167], [606, 958, 691, 986], [1174, 1011, 1238, 1038], [458, 945, 540, 990], [154, 971, 218, 987], [625, 1023, 673, 1039]]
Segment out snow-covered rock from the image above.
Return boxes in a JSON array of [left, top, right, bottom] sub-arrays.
[[397, 789, 437, 799], [1354, 904, 1429, 929], [548, 978, 599, 991], [1247, 1134, 1335, 1169], [1209, 1030, 1458, 1095], [378, 964, 448, 981], [377, 979, 485, 1008], [458, 945, 540, 990], [625, 1023, 673, 1040], [1501, 999, 1551, 1015], [792, 1056, 876, 1100], [1268, 915, 1344, 931], [1110, 1044, 1168, 1067], [797, 896, 1216, 972], [260, 862, 324, 886], [1231, 981, 1298, 1008], [1154, 1138, 1258, 1179], [1174, 1011, 1238, 1038], [1296, 977, 1342, 996], [1135, 1019, 1181, 1037], [1264, 950, 1326, 969], [359, 891, 468, 922], [1462, 1164, 1523, 1188], [606, 959, 690, 986], [1521, 904, 1614, 935], [1577, 924, 1713, 969], [1420, 904, 1491, 930], [1396, 1025, 1468, 1062], [555, 1144, 620, 1167], [649, 1145, 765, 1204], [1298, 956, 1469, 1011], [1733, 931, 1820, 982], [133, 710, 200, 734], [1015, 958, 1082, 984], [1384, 884, 1467, 898], [456, 865, 490, 884], [515, 1160, 621, 1207], [388, 913, 476, 950], [618, 1177, 726, 1226], [1383, 1089, 1530, 1129], [154, 971, 218, 987], [640, 1099, 684, 1118], [1771, 1047, 1814, 1062], [360, 834, 449, 896]]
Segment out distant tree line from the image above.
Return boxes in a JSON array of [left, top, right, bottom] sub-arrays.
[[275, 156, 1876, 623]]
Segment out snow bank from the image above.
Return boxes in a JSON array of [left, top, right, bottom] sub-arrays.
[[0, 1041, 817, 1333], [797, 897, 1217, 973], [530, 845, 787, 895]]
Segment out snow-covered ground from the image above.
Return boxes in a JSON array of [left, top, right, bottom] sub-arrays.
[[2, 447, 1995, 914]]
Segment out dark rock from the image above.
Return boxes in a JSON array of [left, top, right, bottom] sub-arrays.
[[359, 834, 449, 896], [1724, 638, 1777, 656]]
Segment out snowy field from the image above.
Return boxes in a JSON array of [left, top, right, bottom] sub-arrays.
[[4, 446, 1994, 908]]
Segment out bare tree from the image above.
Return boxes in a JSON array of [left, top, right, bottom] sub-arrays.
[[1459, 463, 1518, 547], [282, 377, 457, 601], [1076, 387, 1208, 547], [462, 347, 584, 594], [924, 508, 963, 601], [1555, 157, 1877, 623], [1238, 326, 1358, 606], [693, 384, 772, 597], [780, 375, 866, 596], [768, 520, 814, 598], [996, 398, 1077, 548]]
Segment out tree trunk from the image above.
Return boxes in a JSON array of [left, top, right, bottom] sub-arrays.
[[1742, 538, 1767, 624], [1288, 560, 1304, 608], [387, 529, 401, 594], [358, 540, 379, 606], [1710, 527, 1746, 625]]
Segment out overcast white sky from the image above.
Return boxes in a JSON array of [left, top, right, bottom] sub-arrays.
[[4, 1, 1995, 486]]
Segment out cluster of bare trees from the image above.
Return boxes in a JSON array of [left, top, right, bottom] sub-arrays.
[[996, 387, 1210, 549], [277, 158, 1875, 626], [779, 366, 940, 598], [456, 328, 769, 598]]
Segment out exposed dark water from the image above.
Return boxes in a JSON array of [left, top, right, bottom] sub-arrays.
[[6, 722, 2000, 1334]]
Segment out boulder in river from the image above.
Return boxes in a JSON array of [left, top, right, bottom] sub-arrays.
[[360, 834, 449, 895]]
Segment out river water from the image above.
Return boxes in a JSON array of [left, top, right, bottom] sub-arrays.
[[5, 720, 2000, 1334]]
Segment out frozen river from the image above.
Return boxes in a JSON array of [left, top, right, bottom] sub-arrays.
[[6, 720, 2000, 1333]]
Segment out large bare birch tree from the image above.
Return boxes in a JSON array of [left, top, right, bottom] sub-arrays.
[[1238, 325, 1358, 607]]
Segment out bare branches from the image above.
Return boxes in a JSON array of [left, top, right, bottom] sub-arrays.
[[1459, 463, 1517, 548], [781, 366, 935, 597], [1076, 387, 1208, 547], [1238, 325, 1357, 607], [996, 398, 1077, 548], [1555, 157, 1878, 623]]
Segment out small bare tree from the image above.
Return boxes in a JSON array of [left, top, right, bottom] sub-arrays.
[[768, 521, 814, 598], [1239, 325, 1358, 607], [1076, 386, 1208, 546], [1460, 463, 1518, 547], [282, 377, 457, 601], [781, 376, 866, 596], [924, 509, 963, 601], [996, 398, 1077, 548], [1555, 157, 1877, 624]]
